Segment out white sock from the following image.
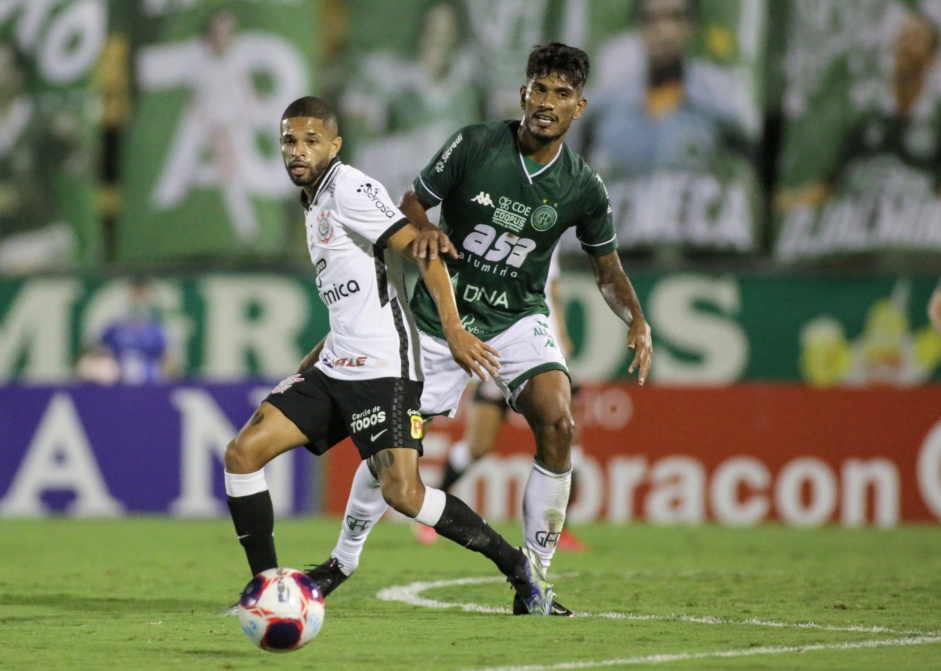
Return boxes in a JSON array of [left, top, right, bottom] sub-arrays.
[[224, 468, 268, 497], [522, 460, 571, 571], [448, 440, 473, 471], [413, 488, 447, 527], [331, 460, 387, 575]]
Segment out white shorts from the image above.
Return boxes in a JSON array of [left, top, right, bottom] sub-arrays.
[[419, 313, 569, 418]]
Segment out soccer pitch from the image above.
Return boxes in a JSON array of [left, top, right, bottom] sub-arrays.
[[1, 518, 940, 670]]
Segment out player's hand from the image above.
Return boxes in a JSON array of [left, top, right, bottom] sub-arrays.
[[444, 328, 500, 382], [411, 225, 458, 260], [626, 317, 653, 385]]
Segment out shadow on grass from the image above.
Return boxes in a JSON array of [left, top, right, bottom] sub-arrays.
[[0, 592, 219, 613]]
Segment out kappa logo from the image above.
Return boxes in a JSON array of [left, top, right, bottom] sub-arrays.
[[471, 191, 494, 207]]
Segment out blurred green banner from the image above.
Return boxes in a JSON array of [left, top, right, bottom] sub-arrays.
[[1, 271, 938, 386], [0, 0, 105, 274], [774, 0, 941, 261], [115, 0, 318, 263]]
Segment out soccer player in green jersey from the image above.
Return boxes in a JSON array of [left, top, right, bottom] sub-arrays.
[[305, 43, 654, 616]]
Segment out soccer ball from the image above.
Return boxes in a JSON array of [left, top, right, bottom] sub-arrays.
[[238, 567, 325, 652]]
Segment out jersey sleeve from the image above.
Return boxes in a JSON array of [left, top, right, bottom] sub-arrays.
[[413, 125, 479, 206], [574, 171, 618, 256], [335, 172, 409, 246]]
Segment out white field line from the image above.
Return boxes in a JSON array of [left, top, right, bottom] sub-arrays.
[[376, 575, 939, 637], [458, 636, 941, 671]]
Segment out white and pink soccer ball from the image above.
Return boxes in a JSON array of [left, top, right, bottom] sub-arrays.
[[238, 567, 325, 652]]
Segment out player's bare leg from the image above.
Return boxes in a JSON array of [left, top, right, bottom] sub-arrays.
[[224, 402, 308, 577], [419, 393, 506, 545], [515, 369, 574, 571]]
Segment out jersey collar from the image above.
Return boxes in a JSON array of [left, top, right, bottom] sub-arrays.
[[301, 157, 343, 209], [517, 140, 562, 185]]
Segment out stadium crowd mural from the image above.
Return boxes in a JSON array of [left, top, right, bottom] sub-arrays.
[[1, 0, 941, 267]]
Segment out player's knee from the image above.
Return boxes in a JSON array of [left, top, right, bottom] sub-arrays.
[[225, 436, 263, 474], [534, 411, 575, 446], [532, 413, 575, 470], [380, 479, 423, 518]]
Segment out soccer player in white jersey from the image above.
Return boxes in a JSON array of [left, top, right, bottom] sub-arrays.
[[222, 96, 554, 616], [306, 44, 654, 617]]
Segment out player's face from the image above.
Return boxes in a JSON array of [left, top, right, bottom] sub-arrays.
[[280, 117, 342, 188], [519, 72, 586, 142]]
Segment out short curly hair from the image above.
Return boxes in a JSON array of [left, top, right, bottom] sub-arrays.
[[525, 42, 590, 91], [281, 96, 338, 132]]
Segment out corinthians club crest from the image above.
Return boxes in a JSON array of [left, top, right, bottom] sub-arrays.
[[317, 210, 334, 242]]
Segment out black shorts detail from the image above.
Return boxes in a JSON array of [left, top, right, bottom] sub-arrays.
[[264, 367, 424, 460]]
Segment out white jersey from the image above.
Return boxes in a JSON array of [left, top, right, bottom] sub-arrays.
[[304, 160, 422, 382]]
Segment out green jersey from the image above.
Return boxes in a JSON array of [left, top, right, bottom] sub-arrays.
[[411, 120, 617, 338]]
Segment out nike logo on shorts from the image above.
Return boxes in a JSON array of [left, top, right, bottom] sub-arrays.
[[370, 429, 388, 442]]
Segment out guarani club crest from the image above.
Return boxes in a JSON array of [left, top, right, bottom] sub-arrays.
[[530, 203, 558, 231]]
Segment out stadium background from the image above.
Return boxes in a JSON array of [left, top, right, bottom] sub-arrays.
[[1, 0, 940, 527]]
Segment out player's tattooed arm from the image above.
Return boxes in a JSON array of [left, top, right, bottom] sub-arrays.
[[297, 336, 326, 373], [588, 251, 653, 385], [399, 187, 457, 261]]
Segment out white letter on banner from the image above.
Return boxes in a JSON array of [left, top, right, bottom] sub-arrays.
[[711, 457, 770, 525], [169, 388, 293, 517], [646, 456, 705, 523], [201, 277, 307, 380], [917, 419, 941, 520], [775, 458, 837, 526], [0, 279, 80, 381], [648, 275, 748, 384], [607, 457, 647, 522], [841, 459, 899, 528], [0, 392, 124, 517]]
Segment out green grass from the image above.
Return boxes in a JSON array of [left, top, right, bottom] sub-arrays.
[[1, 518, 940, 670]]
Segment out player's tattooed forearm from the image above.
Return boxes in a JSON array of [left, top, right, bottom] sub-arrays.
[[249, 411, 264, 426]]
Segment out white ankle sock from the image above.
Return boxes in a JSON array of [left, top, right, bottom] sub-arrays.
[[522, 460, 571, 571]]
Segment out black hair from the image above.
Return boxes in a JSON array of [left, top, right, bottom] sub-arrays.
[[526, 42, 590, 91], [281, 96, 339, 132]]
